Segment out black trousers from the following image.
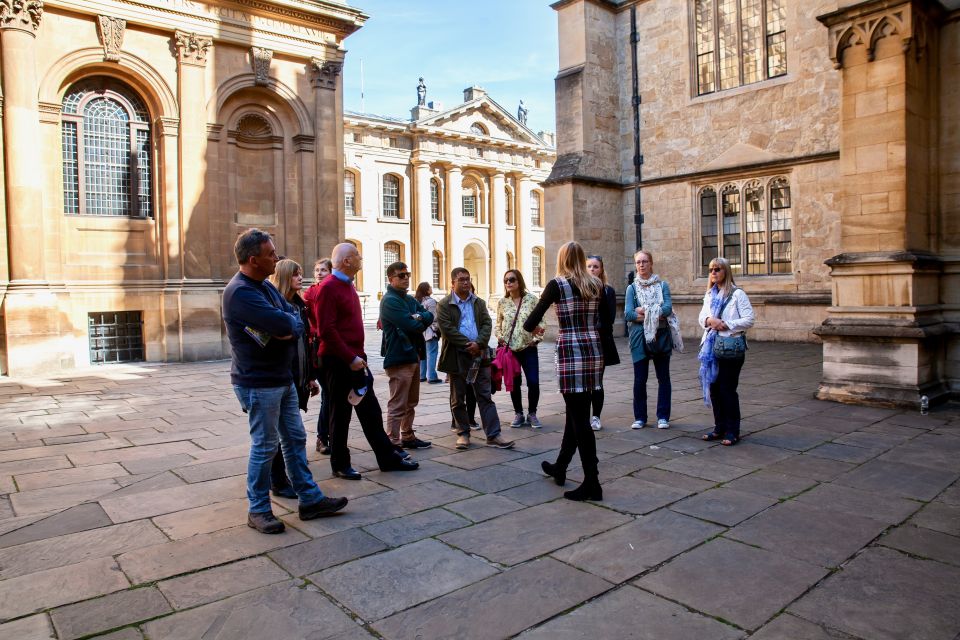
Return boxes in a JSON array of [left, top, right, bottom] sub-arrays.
[[555, 391, 599, 479], [710, 356, 745, 439], [322, 356, 398, 472]]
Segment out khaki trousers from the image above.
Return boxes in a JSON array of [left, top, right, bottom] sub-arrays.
[[385, 362, 420, 444]]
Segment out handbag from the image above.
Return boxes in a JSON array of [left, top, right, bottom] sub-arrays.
[[713, 334, 747, 359], [645, 325, 673, 356]]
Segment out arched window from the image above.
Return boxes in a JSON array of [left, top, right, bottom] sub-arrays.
[[505, 186, 514, 226], [721, 184, 742, 273], [769, 177, 792, 274], [384, 241, 402, 288], [531, 247, 544, 288], [382, 174, 400, 218], [432, 250, 443, 289], [61, 79, 153, 217], [430, 178, 442, 221], [744, 181, 765, 275], [344, 171, 357, 216], [470, 122, 488, 136], [694, 0, 787, 96], [700, 187, 718, 276], [529, 191, 542, 227]]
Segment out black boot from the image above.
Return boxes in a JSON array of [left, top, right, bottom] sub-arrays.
[[541, 460, 566, 486], [564, 476, 602, 502]]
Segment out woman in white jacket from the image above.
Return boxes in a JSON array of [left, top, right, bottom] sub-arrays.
[[698, 257, 755, 446]]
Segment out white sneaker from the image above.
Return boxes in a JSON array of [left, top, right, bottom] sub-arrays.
[[657, 419, 670, 429], [631, 420, 645, 430], [590, 416, 602, 431]]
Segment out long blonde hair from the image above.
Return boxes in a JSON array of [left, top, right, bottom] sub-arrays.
[[707, 257, 736, 299], [556, 242, 602, 300], [270, 259, 303, 302]]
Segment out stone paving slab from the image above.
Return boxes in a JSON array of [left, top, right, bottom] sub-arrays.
[[0, 503, 111, 549], [268, 528, 387, 577], [878, 524, 960, 567], [50, 586, 171, 640], [362, 507, 470, 546], [788, 547, 960, 640], [750, 614, 857, 640], [909, 501, 960, 536], [832, 458, 959, 501], [637, 537, 829, 631], [516, 584, 744, 640], [670, 487, 779, 526], [793, 482, 920, 524], [444, 493, 525, 522], [373, 557, 611, 640], [311, 538, 499, 621], [0, 614, 57, 640], [157, 556, 292, 609], [0, 557, 129, 621]]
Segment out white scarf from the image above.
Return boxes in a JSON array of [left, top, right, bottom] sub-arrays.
[[633, 274, 663, 343]]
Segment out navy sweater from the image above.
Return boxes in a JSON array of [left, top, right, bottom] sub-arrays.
[[222, 272, 303, 387]]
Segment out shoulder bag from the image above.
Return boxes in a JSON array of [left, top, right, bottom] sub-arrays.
[[712, 289, 747, 360]]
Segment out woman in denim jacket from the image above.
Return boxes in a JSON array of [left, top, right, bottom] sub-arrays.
[[698, 257, 755, 446], [624, 250, 673, 430]]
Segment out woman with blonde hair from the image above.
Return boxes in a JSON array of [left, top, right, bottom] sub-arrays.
[[624, 249, 674, 430], [267, 259, 320, 497], [496, 269, 546, 428], [585, 255, 621, 430], [698, 257, 754, 446], [524, 241, 610, 501]]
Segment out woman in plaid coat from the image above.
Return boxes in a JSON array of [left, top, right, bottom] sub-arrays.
[[524, 241, 610, 501]]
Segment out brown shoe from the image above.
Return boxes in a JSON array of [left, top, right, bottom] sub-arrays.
[[485, 435, 515, 449], [455, 434, 470, 450]]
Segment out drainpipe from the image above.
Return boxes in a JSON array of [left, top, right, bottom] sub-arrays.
[[630, 5, 643, 251]]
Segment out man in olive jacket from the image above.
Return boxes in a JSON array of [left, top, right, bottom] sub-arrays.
[[437, 267, 514, 450], [380, 261, 434, 449]]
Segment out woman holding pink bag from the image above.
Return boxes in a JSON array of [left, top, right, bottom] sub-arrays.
[[496, 269, 545, 429]]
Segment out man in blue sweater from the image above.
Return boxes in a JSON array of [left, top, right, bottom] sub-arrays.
[[380, 261, 434, 450], [222, 229, 347, 534]]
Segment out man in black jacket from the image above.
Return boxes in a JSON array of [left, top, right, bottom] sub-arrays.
[[222, 229, 347, 534]]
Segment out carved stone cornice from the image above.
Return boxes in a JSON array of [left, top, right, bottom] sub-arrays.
[[96, 15, 125, 62], [309, 58, 342, 90], [292, 134, 315, 152], [156, 116, 180, 138], [206, 123, 224, 142], [173, 30, 212, 67], [38, 100, 61, 124], [817, 0, 940, 69], [0, 0, 43, 34], [250, 47, 273, 86]]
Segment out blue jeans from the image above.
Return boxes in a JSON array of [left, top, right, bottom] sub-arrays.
[[633, 354, 672, 423], [420, 337, 440, 381], [233, 383, 325, 513], [509, 345, 540, 414]]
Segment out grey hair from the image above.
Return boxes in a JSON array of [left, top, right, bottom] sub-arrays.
[[234, 228, 272, 265]]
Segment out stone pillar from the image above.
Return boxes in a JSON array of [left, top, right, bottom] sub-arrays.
[[413, 160, 433, 284], [173, 30, 212, 279], [1, 0, 44, 281], [815, 1, 948, 407], [517, 175, 534, 278], [310, 56, 345, 258], [490, 172, 507, 300], [446, 165, 463, 270]]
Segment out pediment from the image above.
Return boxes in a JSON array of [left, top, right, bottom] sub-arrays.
[[703, 142, 782, 171], [418, 99, 543, 146]]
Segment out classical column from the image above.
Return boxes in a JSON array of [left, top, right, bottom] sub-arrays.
[[310, 56, 345, 258], [173, 30, 212, 279], [814, 1, 947, 407], [445, 165, 463, 271], [516, 174, 534, 279], [490, 172, 507, 298], [1, 0, 44, 281], [413, 160, 433, 284]]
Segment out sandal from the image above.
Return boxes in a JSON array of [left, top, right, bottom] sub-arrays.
[[721, 435, 740, 446], [702, 432, 722, 441]]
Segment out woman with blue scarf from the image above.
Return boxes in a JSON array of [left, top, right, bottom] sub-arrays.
[[698, 257, 755, 446]]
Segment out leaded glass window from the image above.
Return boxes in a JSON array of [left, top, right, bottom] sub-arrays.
[[530, 191, 542, 226], [462, 194, 477, 219], [384, 241, 401, 288], [432, 251, 442, 289], [430, 178, 441, 221], [344, 171, 356, 216], [694, 0, 787, 96], [699, 176, 792, 276], [61, 80, 153, 217], [532, 248, 543, 288], [382, 174, 399, 218]]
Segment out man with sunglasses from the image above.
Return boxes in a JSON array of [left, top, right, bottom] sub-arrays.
[[380, 261, 434, 450]]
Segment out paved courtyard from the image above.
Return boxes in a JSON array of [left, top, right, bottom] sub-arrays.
[[1, 334, 959, 639]]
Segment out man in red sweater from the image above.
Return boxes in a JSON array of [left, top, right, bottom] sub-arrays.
[[311, 242, 419, 479]]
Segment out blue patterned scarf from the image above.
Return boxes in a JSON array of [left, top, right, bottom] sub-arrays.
[[698, 286, 726, 407]]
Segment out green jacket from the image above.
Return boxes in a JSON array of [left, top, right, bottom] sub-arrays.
[[380, 285, 433, 369], [437, 292, 492, 374]]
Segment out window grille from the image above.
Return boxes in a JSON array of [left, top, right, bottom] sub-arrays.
[[382, 175, 399, 217], [530, 192, 542, 226], [62, 80, 153, 217], [532, 249, 543, 288], [432, 251, 442, 289], [694, 0, 787, 96], [384, 242, 401, 288], [462, 194, 476, 219], [430, 179, 441, 221], [88, 311, 144, 364], [344, 172, 356, 216]]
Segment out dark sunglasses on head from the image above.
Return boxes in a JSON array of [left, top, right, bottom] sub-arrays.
[[504, 277, 517, 284]]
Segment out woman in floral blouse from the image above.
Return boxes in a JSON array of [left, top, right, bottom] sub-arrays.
[[496, 269, 546, 428]]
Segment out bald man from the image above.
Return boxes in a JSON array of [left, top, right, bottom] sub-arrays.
[[311, 243, 419, 479]]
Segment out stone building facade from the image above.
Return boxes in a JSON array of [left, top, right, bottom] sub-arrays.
[[0, 0, 364, 375], [547, 0, 959, 406], [343, 87, 554, 303]]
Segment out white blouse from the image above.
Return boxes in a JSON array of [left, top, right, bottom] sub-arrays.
[[698, 288, 755, 344]]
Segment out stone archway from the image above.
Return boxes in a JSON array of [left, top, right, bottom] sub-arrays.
[[463, 242, 488, 300]]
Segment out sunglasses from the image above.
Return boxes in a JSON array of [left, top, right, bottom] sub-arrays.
[[503, 277, 517, 284], [393, 272, 411, 279], [709, 267, 723, 273]]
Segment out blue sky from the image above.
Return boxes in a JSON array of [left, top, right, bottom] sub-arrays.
[[341, 1, 559, 134]]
